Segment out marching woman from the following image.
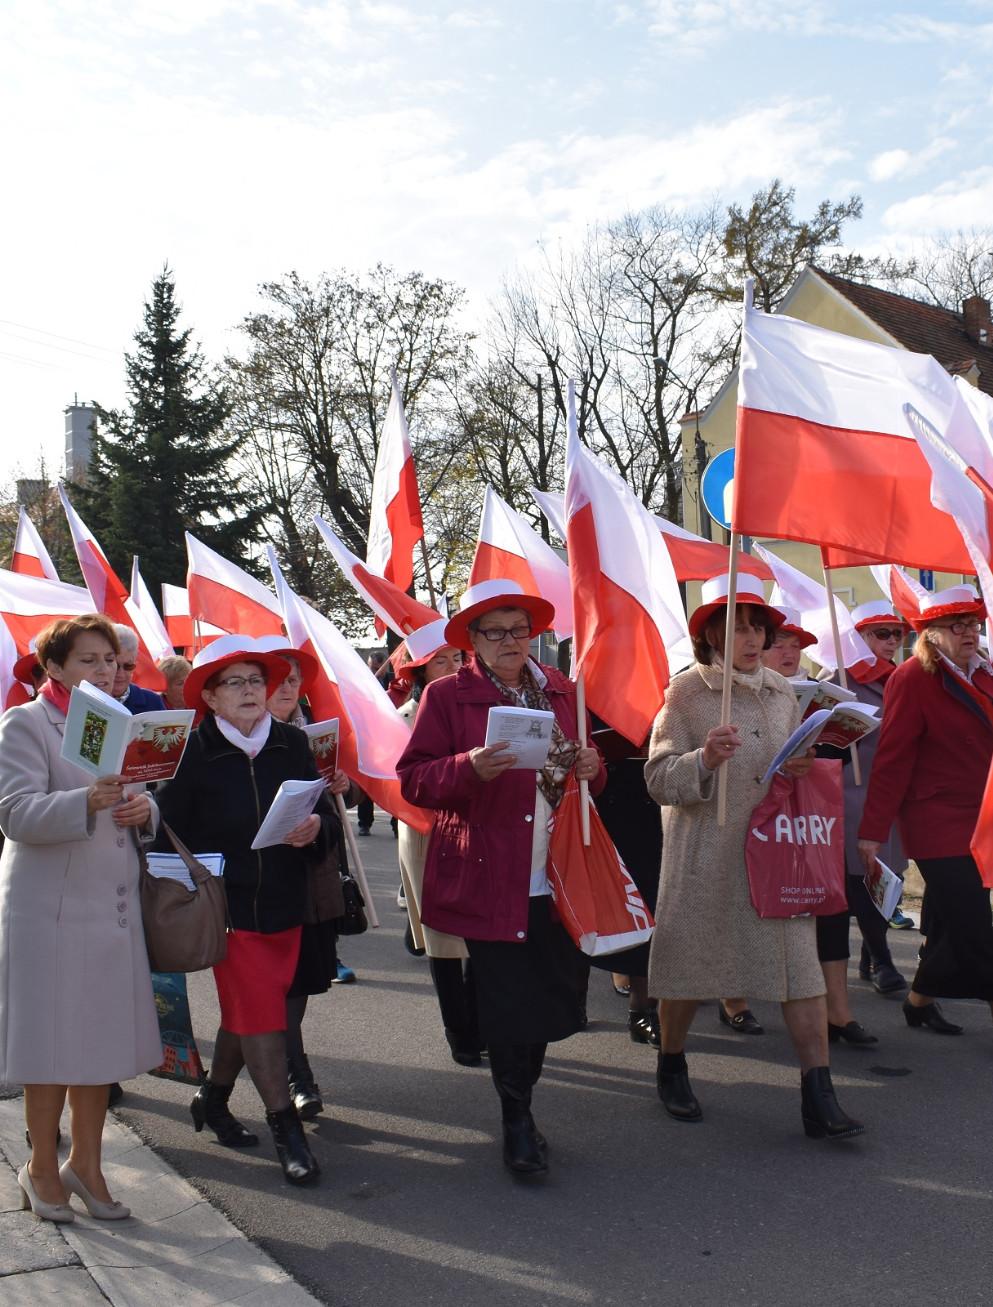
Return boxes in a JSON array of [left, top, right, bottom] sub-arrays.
[[156, 636, 338, 1185], [646, 575, 864, 1140], [256, 636, 352, 1119], [398, 580, 604, 1176], [0, 614, 162, 1222], [391, 621, 481, 1066], [859, 585, 993, 1035], [763, 607, 877, 1048], [842, 602, 912, 995]]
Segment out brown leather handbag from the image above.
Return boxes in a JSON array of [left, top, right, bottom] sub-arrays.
[[137, 824, 229, 973]]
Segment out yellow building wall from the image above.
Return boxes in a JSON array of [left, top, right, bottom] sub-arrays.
[[679, 271, 973, 621]]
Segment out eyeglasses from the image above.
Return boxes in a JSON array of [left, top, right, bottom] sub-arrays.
[[475, 625, 532, 644], [215, 675, 267, 690], [865, 628, 903, 641], [932, 618, 983, 635], [117, 661, 137, 672]]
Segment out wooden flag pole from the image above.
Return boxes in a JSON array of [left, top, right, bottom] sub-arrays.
[[576, 671, 591, 846], [820, 550, 862, 787], [419, 538, 438, 610], [335, 792, 380, 928], [717, 532, 741, 827]]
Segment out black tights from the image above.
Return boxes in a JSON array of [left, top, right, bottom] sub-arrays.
[[209, 1026, 291, 1113], [285, 994, 308, 1065]]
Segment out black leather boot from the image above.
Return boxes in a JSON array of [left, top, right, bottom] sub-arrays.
[[800, 1066, 865, 1140], [287, 1054, 324, 1120], [190, 1079, 259, 1147], [502, 1107, 548, 1175], [490, 1042, 549, 1174], [656, 1051, 702, 1122], [628, 1007, 660, 1047], [265, 1104, 321, 1185]]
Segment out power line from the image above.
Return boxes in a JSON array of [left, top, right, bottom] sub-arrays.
[[0, 327, 115, 363], [0, 318, 117, 355]]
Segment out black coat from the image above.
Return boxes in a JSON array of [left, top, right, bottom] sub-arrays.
[[154, 714, 338, 934]]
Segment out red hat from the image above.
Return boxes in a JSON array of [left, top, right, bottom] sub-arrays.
[[444, 579, 554, 653], [392, 617, 455, 685], [184, 635, 292, 712], [688, 573, 785, 639], [252, 636, 321, 694], [851, 600, 910, 632], [771, 605, 817, 649], [12, 645, 42, 685], [908, 585, 986, 633]]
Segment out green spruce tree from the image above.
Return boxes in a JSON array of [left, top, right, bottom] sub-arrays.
[[81, 266, 263, 594]]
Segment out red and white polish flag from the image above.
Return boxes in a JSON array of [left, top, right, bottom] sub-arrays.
[[0, 568, 93, 708], [564, 381, 690, 745], [58, 487, 164, 688], [314, 516, 440, 637], [161, 584, 225, 657], [128, 558, 176, 664], [733, 302, 975, 571], [531, 488, 771, 585], [869, 561, 932, 626], [366, 371, 425, 609], [469, 487, 574, 639], [753, 542, 874, 673], [267, 548, 431, 833], [11, 508, 59, 581], [185, 532, 282, 639]]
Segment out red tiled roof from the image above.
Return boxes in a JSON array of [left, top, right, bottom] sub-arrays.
[[814, 267, 993, 397]]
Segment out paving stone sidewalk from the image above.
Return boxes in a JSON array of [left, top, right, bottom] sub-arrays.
[[0, 1094, 321, 1306]]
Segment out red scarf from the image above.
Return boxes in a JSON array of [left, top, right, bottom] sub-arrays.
[[39, 680, 72, 714], [848, 657, 896, 686]]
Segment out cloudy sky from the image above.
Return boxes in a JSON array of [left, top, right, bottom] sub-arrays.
[[2, 0, 992, 485]]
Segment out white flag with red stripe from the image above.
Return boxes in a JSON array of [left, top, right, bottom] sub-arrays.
[[0, 568, 92, 651], [366, 371, 425, 604], [733, 300, 975, 571], [185, 532, 282, 638], [267, 549, 431, 832], [531, 488, 771, 584], [161, 584, 225, 656], [11, 508, 59, 581], [58, 487, 164, 688], [564, 381, 689, 744], [128, 558, 175, 663], [752, 543, 875, 673], [314, 516, 440, 637], [469, 488, 573, 639], [869, 562, 932, 625]]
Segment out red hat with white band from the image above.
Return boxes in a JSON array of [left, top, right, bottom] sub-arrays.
[[771, 605, 817, 649], [851, 600, 909, 632], [907, 584, 986, 632], [688, 573, 785, 639], [444, 579, 554, 653]]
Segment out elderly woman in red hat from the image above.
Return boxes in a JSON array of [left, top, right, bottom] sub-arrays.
[[391, 619, 479, 1064], [255, 636, 352, 1122], [646, 574, 863, 1141], [860, 585, 993, 1035], [842, 601, 913, 995], [397, 580, 604, 1176], [155, 635, 339, 1186]]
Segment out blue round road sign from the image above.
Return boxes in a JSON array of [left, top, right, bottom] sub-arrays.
[[700, 448, 735, 530]]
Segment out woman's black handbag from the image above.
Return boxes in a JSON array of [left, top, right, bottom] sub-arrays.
[[333, 873, 368, 936]]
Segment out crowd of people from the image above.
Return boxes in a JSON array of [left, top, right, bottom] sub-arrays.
[[2, 567, 992, 1217]]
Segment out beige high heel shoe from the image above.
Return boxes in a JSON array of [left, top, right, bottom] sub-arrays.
[[59, 1162, 130, 1220], [17, 1163, 75, 1223]]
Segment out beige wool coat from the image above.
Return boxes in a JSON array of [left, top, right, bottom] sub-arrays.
[[0, 696, 163, 1085], [396, 697, 467, 960], [645, 662, 826, 1002]]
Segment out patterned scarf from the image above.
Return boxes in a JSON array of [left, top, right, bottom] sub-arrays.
[[479, 658, 578, 810]]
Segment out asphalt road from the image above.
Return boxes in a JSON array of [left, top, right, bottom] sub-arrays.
[[114, 816, 993, 1307]]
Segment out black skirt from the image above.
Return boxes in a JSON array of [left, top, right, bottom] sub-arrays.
[[287, 921, 337, 998], [466, 896, 589, 1045], [588, 758, 662, 979], [913, 856, 993, 1000]]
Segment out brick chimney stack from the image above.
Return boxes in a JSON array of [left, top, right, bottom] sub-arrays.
[[962, 295, 992, 346]]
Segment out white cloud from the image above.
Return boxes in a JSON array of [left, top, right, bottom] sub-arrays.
[[869, 136, 955, 182], [882, 166, 993, 236]]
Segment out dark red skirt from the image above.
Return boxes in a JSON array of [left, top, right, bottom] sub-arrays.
[[212, 927, 302, 1035]]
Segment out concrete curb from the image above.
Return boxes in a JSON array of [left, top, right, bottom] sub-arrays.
[[0, 1096, 321, 1305]]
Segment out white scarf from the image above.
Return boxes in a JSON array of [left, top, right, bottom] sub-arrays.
[[215, 712, 273, 758]]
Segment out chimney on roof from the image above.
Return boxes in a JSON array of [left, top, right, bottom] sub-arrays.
[[962, 295, 992, 346]]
